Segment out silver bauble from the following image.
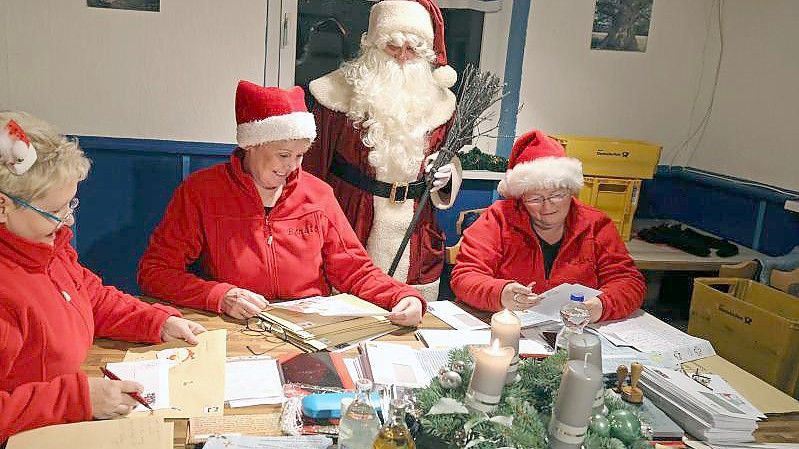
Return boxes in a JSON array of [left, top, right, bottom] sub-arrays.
[[437, 370, 463, 389]]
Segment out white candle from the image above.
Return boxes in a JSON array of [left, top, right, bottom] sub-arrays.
[[548, 357, 603, 449], [567, 332, 605, 414], [491, 309, 521, 384], [465, 339, 514, 413]]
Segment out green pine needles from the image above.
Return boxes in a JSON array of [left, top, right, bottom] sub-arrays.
[[415, 349, 649, 449]]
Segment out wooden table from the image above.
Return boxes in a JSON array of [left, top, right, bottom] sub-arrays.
[[82, 306, 799, 447], [627, 219, 766, 272]]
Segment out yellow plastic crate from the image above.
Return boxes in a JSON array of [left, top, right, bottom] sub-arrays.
[[552, 135, 661, 179], [689, 278, 799, 397], [578, 177, 641, 241]]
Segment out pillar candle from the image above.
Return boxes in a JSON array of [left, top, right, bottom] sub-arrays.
[[490, 309, 521, 384], [548, 358, 603, 449], [465, 340, 514, 413], [568, 332, 605, 414]]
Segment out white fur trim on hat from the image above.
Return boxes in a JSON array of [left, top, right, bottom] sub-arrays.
[[432, 65, 457, 88], [366, 1, 434, 45], [236, 111, 316, 148], [497, 156, 584, 198]]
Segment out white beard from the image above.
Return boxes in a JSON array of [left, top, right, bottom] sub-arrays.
[[343, 48, 442, 301], [341, 48, 441, 183]]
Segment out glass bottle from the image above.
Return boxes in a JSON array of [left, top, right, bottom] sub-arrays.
[[555, 293, 591, 351], [338, 378, 380, 449], [373, 399, 416, 449]]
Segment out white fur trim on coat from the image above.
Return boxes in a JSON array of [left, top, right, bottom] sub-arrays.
[[309, 69, 455, 131], [430, 153, 462, 210], [497, 156, 584, 198], [236, 111, 316, 148]]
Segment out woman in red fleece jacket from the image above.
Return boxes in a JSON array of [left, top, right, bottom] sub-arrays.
[[138, 81, 424, 325], [451, 130, 645, 322], [0, 112, 206, 441]]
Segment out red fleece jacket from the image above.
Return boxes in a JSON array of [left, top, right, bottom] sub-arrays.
[[0, 226, 179, 441], [451, 198, 645, 320], [138, 151, 423, 313]]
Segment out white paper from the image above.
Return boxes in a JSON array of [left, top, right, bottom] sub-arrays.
[[426, 301, 489, 330], [203, 435, 333, 449], [105, 359, 171, 411], [268, 295, 390, 317], [590, 310, 715, 363], [416, 329, 554, 356], [515, 283, 603, 327], [224, 356, 285, 406], [343, 357, 365, 384], [594, 331, 681, 374], [362, 341, 449, 388]]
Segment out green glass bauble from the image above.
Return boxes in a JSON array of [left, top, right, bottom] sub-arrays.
[[607, 437, 626, 449], [608, 409, 641, 444], [588, 415, 610, 437]]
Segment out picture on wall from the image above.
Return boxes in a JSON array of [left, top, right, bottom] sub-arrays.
[[87, 0, 159, 12], [591, 0, 653, 52]]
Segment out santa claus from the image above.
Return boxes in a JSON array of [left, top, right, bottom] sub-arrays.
[[304, 0, 462, 302]]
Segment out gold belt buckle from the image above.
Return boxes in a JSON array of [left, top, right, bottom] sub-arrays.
[[389, 182, 409, 203]]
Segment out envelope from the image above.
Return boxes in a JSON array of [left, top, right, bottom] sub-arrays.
[[124, 329, 226, 418]]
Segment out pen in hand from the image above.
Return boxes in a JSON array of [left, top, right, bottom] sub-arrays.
[[99, 367, 154, 411]]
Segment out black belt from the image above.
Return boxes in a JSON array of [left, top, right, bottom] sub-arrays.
[[330, 154, 426, 203]]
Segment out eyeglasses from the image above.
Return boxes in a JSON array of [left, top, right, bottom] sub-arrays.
[[0, 190, 79, 230], [522, 191, 570, 207]]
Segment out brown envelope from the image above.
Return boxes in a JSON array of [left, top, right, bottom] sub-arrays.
[[7, 416, 173, 449], [123, 329, 227, 418]]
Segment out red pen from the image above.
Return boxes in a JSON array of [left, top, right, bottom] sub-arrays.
[[99, 367, 154, 411]]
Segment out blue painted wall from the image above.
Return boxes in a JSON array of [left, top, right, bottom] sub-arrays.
[[76, 137, 232, 293], [73, 137, 799, 295]]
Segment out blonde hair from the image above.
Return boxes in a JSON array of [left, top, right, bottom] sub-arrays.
[[0, 111, 91, 201]]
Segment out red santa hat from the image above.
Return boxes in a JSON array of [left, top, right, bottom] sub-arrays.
[[235, 81, 317, 148], [365, 0, 458, 88], [0, 119, 38, 175], [497, 130, 584, 198]]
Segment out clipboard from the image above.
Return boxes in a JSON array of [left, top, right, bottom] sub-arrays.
[[123, 329, 227, 418]]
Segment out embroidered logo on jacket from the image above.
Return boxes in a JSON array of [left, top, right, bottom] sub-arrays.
[[287, 223, 320, 237]]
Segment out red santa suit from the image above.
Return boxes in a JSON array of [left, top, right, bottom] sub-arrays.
[[304, 0, 462, 301]]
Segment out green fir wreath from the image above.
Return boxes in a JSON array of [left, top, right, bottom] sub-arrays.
[[414, 349, 650, 449]]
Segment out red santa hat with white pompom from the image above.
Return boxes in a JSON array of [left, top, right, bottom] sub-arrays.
[[365, 0, 458, 88], [235, 81, 317, 148]]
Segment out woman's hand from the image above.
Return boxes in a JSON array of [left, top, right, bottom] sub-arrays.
[[87, 377, 142, 419], [161, 316, 206, 345], [221, 288, 269, 319], [584, 296, 604, 323], [500, 282, 540, 311], [388, 296, 424, 326]]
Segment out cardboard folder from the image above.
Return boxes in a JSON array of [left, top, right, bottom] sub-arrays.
[[7, 416, 173, 449], [258, 297, 401, 352], [123, 328, 227, 418]]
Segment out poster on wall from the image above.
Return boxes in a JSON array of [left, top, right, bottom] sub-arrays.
[[87, 0, 159, 12], [591, 0, 653, 52]]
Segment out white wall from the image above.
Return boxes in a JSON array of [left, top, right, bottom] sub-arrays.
[[517, 0, 712, 164], [2, 0, 267, 143], [515, 0, 798, 191], [685, 0, 799, 191]]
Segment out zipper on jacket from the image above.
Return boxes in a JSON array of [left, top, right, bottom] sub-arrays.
[[264, 217, 278, 298]]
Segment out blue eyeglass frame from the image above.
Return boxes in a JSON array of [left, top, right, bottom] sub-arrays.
[[0, 190, 79, 228]]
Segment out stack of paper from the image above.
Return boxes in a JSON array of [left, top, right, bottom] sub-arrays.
[[358, 341, 449, 388], [590, 310, 715, 363], [639, 367, 761, 444], [225, 356, 285, 407], [426, 301, 488, 330], [416, 329, 554, 357], [203, 435, 333, 449]]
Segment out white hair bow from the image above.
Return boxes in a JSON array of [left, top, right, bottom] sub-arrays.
[[0, 119, 38, 175]]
